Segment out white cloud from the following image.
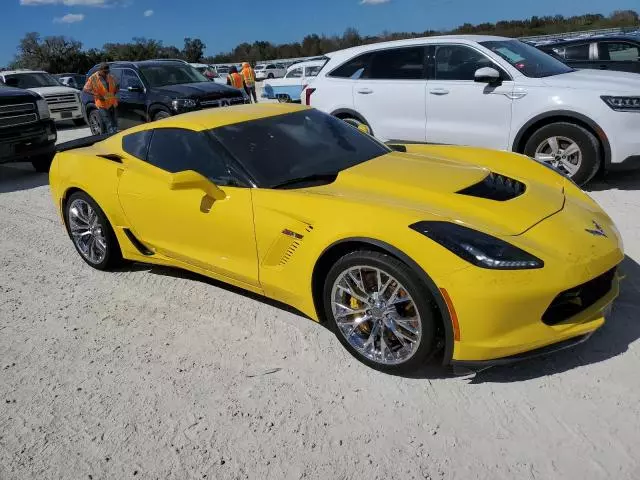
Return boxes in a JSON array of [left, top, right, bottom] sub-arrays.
[[143, 9, 154, 17], [22, 0, 110, 6], [360, 0, 390, 4], [53, 13, 85, 23]]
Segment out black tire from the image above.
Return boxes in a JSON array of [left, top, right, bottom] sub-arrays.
[[323, 250, 436, 375], [31, 154, 54, 173], [64, 191, 122, 271], [267, 73, 274, 79], [523, 122, 601, 186], [153, 110, 171, 121], [88, 109, 104, 135], [72, 118, 85, 127]]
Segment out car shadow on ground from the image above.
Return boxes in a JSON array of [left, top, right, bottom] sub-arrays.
[[469, 255, 640, 384], [0, 164, 48, 194], [587, 170, 640, 192]]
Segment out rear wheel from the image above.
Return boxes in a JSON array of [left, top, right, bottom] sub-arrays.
[[65, 191, 122, 270], [323, 251, 436, 374], [340, 116, 373, 136], [524, 122, 601, 185]]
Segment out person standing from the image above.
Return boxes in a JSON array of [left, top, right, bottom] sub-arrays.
[[83, 63, 119, 135], [226, 66, 245, 90], [241, 62, 258, 103]]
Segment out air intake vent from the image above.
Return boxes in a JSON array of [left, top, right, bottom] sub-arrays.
[[457, 172, 526, 201]]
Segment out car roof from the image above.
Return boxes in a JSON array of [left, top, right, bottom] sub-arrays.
[[0, 69, 47, 75], [118, 104, 309, 135], [287, 60, 326, 71], [535, 34, 640, 47]]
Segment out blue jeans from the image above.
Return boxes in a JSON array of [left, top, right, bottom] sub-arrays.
[[98, 107, 118, 134]]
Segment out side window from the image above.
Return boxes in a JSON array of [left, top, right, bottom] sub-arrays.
[[286, 68, 303, 79], [563, 43, 591, 60], [120, 69, 143, 90], [305, 66, 322, 77], [146, 128, 231, 184], [599, 42, 639, 61], [110, 68, 123, 85], [122, 130, 153, 161], [434, 45, 494, 81], [329, 53, 373, 79], [368, 47, 426, 80]]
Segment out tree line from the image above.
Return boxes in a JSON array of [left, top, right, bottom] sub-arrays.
[[5, 10, 638, 73]]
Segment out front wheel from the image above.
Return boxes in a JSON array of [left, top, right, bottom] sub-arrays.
[[88, 109, 104, 135], [323, 251, 436, 374], [153, 110, 171, 121], [524, 122, 601, 185]]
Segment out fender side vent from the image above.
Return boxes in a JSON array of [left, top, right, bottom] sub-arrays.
[[123, 228, 154, 256], [458, 172, 526, 201], [278, 241, 300, 266], [96, 154, 124, 164]]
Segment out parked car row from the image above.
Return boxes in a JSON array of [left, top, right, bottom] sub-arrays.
[[302, 35, 640, 185]]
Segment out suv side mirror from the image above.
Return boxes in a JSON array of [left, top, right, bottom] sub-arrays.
[[474, 67, 501, 84], [127, 83, 144, 93], [168, 170, 226, 201]]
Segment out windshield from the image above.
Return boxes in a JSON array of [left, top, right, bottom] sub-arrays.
[[4, 72, 60, 88], [138, 64, 209, 87], [480, 40, 573, 78], [210, 109, 390, 188]]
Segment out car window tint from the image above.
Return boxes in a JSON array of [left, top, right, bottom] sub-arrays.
[[434, 45, 494, 81], [120, 69, 142, 89], [109, 68, 123, 85], [286, 68, 303, 78], [368, 47, 426, 80], [599, 42, 639, 61], [305, 66, 322, 77], [122, 130, 153, 161], [563, 43, 590, 60], [329, 53, 373, 79], [146, 128, 230, 184]]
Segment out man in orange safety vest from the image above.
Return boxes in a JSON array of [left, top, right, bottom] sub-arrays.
[[241, 62, 258, 103], [83, 63, 120, 135], [226, 66, 245, 90]]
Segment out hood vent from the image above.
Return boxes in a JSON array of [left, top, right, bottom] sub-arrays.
[[457, 172, 526, 201]]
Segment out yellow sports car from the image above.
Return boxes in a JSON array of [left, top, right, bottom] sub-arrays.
[[49, 104, 623, 374]]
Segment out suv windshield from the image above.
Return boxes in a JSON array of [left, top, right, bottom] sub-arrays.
[[5, 72, 60, 88], [138, 63, 209, 87], [210, 109, 390, 188], [480, 40, 574, 78]]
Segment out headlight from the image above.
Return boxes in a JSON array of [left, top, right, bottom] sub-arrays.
[[171, 98, 198, 111], [601, 96, 640, 112], [36, 98, 50, 119], [410, 221, 544, 270]]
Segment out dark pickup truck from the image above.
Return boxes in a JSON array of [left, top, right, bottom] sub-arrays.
[[0, 85, 57, 172]]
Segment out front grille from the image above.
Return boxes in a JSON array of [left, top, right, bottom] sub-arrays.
[[50, 106, 80, 113], [0, 103, 38, 128], [542, 268, 616, 325], [200, 97, 245, 108], [458, 172, 526, 201], [0, 122, 47, 142], [44, 94, 77, 106]]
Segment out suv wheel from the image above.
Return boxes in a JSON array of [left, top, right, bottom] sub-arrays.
[[524, 122, 600, 185], [153, 110, 171, 121], [323, 251, 436, 374], [88, 109, 104, 135], [267, 73, 274, 79]]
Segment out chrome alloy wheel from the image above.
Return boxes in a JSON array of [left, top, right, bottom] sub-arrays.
[[534, 136, 582, 177], [331, 266, 422, 365], [68, 198, 107, 265]]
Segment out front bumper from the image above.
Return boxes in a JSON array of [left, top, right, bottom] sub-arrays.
[[0, 120, 57, 163]]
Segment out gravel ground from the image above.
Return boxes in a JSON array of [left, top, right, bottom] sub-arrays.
[[1, 121, 639, 480]]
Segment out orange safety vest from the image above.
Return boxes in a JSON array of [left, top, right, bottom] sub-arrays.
[[241, 66, 255, 87], [86, 72, 118, 109], [228, 72, 244, 89]]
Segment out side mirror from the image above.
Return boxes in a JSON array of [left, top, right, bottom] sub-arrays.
[[357, 123, 372, 135], [168, 170, 226, 201], [474, 67, 501, 84], [127, 83, 144, 93]]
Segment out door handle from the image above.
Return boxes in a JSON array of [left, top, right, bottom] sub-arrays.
[[429, 88, 450, 96], [357, 88, 373, 95]]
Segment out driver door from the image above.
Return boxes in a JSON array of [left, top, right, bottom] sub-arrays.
[[425, 44, 514, 149], [117, 127, 260, 289], [115, 68, 147, 130]]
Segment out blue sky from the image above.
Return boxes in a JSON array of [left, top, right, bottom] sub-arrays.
[[1, 0, 638, 66]]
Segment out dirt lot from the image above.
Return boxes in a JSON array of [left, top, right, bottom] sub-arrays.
[[1, 123, 639, 479]]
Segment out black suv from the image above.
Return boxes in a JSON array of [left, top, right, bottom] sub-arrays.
[[535, 34, 640, 74], [0, 85, 57, 172], [82, 59, 248, 135]]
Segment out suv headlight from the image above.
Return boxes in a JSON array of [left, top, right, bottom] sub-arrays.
[[410, 221, 544, 270], [171, 98, 198, 111], [36, 98, 50, 120], [601, 96, 640, 112]]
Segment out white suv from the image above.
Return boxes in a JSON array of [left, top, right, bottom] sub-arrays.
[[255, 63, 287, 80], [303, 35, 640, 184], [0, 70, 85, 126]]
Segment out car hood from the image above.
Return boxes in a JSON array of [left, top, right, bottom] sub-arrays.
[[154, 82, 244, 99], [28, 85, 78, 96], [305, 150, 565, 237], [0, 86, 39, 103], [541, 69, 640, 93]]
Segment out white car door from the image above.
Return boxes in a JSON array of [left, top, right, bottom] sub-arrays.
[[352, 46, 427, 142], [425, 44, 514, 150]]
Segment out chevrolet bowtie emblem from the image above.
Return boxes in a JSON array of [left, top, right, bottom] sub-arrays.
[[586, 221, 607, 238]]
